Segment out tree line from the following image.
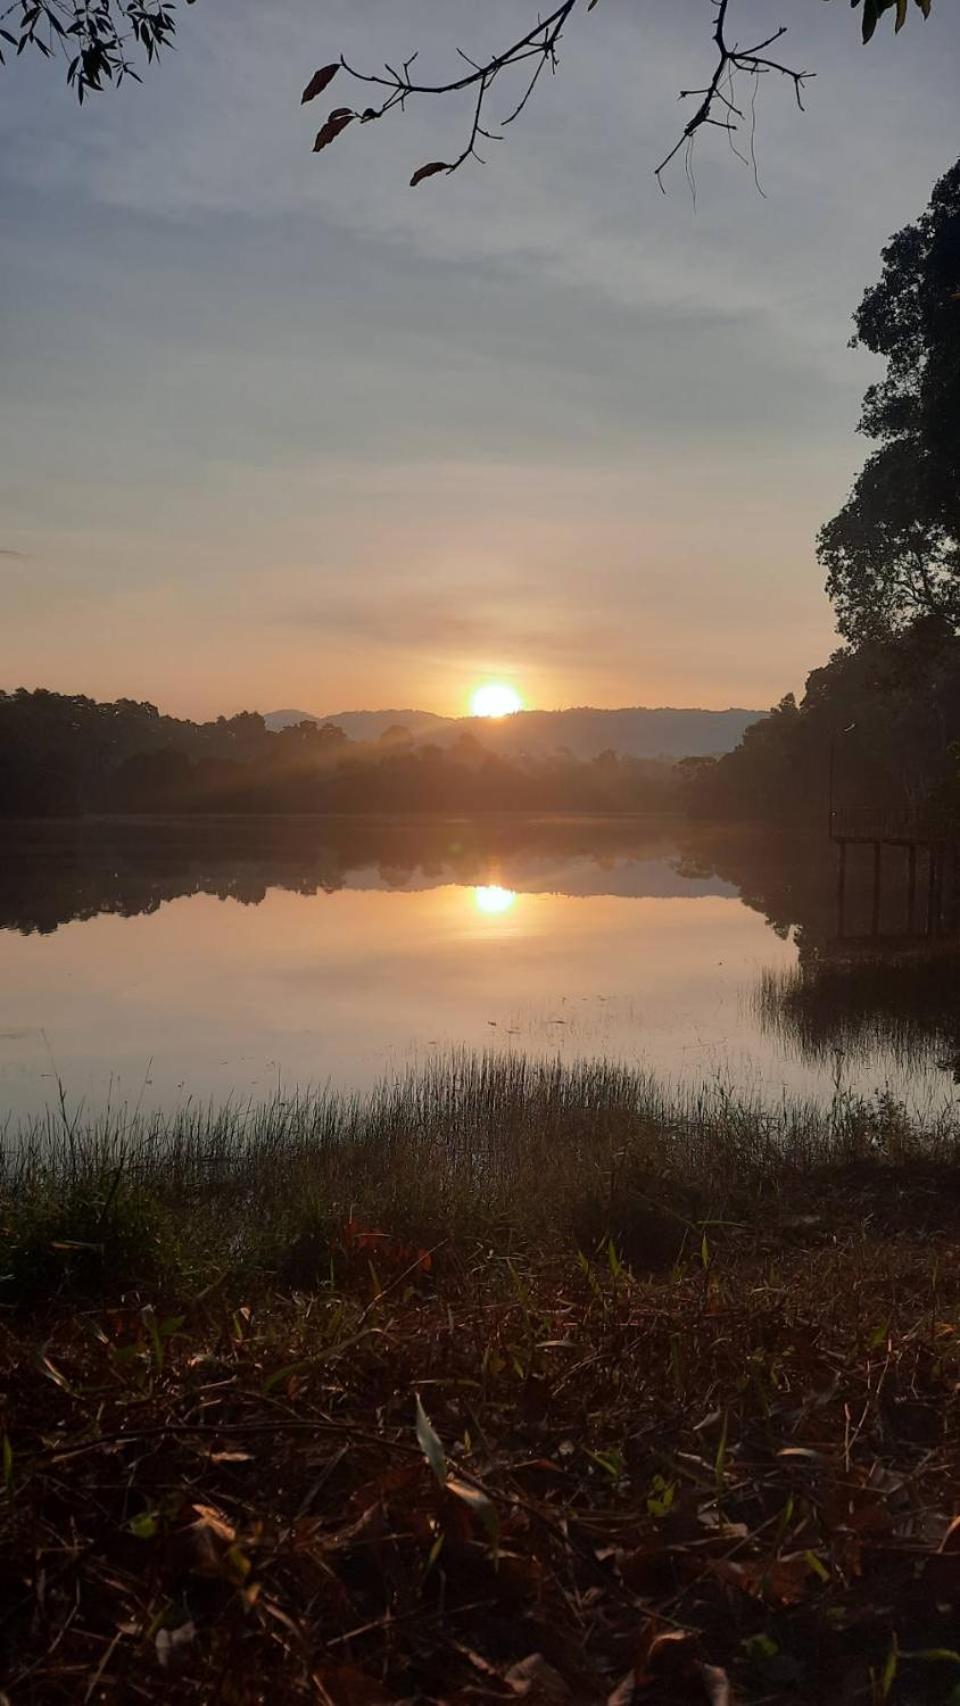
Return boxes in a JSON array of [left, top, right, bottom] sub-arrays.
[[681, 618, 960, 829], [0, 688, 678, 818]]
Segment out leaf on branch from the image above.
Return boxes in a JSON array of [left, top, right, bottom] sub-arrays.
[[854, 0, 932, 43], [410, 161, 452, 187], [313, 109, 354, 153], [301, 63, 339, 105]]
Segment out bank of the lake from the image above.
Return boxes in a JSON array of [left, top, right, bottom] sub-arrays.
[[4, 1055, 960, 1702]]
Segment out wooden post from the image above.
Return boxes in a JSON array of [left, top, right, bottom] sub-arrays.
[[935, 846, 945, 936], [927, 846, 937, 937], [907, 842, 917, 934], [871, 841, 882, 937], [836, 838, 848, 937]]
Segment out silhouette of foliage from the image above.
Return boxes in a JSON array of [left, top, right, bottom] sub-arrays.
[[819, 158, 960, 642], [0, 0, 192, 99], [311, 0, 931, 188], [0, 687, 679, 820], [1, 2, 934, 184], [0, 816, 690, 936], [682, 619, 960, 829]]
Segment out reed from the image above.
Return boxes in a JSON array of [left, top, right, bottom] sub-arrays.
[[4, 1049, 959, 1302]]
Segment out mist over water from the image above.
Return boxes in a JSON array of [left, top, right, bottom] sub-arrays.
[[2, 817, 957, 1127]]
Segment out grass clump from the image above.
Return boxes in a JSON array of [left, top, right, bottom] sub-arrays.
[[5, 1050, 958, 1306], [0, 1167, 178, 1304]]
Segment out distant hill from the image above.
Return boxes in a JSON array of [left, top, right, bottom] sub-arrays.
[[265, 708, 449, 741], [264, 705, 763, 760], [456, 707, 763, 761]]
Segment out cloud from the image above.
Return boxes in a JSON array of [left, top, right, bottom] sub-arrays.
[[271, 579, 615, 665], [0, 0, 955, 715], [5, 0, 954, 360]]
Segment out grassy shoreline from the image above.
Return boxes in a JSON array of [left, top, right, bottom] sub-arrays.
[[5, 1052, 960, 1300], [4, 1055, 960, 1701]]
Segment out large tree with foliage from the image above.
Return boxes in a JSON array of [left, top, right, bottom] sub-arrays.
[[684, 617, 960, 829], [818, 159, 960, 642], [1, 1, 933, 185]]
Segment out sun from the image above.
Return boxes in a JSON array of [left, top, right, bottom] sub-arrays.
[[473, 885, 517, 916], [470, 682, 523, 719]]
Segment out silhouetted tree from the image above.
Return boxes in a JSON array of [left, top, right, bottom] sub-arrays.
[[818, 159, 960, 642], [684, 621, 960, 828], [0, 687, 681, 819], [378, 724, 414, 750]]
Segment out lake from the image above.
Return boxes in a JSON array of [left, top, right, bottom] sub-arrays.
[[2, 816, 958, 1125]]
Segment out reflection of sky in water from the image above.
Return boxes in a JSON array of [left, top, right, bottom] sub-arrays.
[[0, 849, 955, 1124]]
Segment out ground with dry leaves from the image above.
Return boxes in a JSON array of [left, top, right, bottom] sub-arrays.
[[3, 1161, 960, 1705]]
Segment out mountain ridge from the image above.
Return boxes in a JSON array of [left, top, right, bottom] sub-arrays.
[[263, 705, 764, 760]]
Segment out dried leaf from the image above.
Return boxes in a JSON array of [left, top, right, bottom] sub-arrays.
[[191, 1502, 236, 1543], [155, 1620, 196, 1670], [301, 63, 339, 104], [700, 1664, 731, 1706], [410, 161, 451, 187], [504, 1652, 573, 1700], [313, 1664, 396, 1705], [40, 1354, 71, 1392], [607, 1674, 636, 1706], [445, 1474, 500, 1546], [313, 109, 354, 153]]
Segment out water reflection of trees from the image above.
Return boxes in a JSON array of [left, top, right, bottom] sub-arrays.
[[11, 815, 960, 1079], [754, 960, 960, 1077], [1, 817, 724, 936], [684, 826, 960, 1079]]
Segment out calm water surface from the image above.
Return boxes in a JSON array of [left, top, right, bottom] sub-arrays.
[[1, 817, 957, 1123]]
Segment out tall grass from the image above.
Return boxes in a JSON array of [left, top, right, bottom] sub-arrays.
[[4, 1050, 960, 1302]]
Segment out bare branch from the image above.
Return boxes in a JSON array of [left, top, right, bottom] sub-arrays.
[[321, 0, 815, 193], [335, 1, 582, 181], [654, 1, 813, 189]]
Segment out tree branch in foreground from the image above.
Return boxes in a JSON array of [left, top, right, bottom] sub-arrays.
[[303, 0, 814, 191]]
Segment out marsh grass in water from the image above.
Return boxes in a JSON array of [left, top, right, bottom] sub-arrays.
[[756, 956, 960, 1077], [4, 1050, 960, 1303]]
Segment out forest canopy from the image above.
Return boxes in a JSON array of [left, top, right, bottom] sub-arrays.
[[0, 688, 679, 818]]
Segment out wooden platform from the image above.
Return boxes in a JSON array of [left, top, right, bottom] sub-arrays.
[[829, 810, 960, 943]]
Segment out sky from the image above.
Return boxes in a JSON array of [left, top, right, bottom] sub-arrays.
[[1, 0, 957, 720]]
